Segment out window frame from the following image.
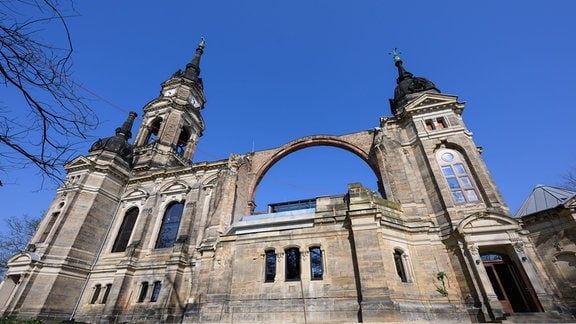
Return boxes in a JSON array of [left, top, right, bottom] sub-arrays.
[[393, 249, 408, 283], [38, 212, 60, 243], [155, 201, 185, 249], [437, 149, 481, 204], [150, 281, 162, 302], [285, 247, 301, 281], [264, 250, 277, 282], [101, 283, 112, 304], [309, 247, 323, 280], [90, 284, 101, 304], [145, 117, 162, 145], [111, 207, 139, 253], [137, 282, 149, 303]]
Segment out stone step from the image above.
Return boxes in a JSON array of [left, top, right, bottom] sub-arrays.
[[501, 312, 575, 323]]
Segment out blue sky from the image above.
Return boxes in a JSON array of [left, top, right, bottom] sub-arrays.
[[1, 1, 575, 225]]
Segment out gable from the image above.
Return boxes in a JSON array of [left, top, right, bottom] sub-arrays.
[[159, 180, 192, 195], [122, 188, 149, 201], [457, 212, 520, 235], [403, 93, 462, 114], [64, 156, 93, 171]]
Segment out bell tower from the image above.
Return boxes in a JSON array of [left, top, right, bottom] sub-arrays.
[[132, 39, 207, 170]]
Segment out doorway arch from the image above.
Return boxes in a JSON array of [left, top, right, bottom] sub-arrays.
[[481, 251, 543, 314]]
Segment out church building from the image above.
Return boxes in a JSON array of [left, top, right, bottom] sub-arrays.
[[1, 41, 575, 323]]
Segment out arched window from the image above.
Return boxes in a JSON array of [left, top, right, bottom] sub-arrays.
[[137, 282, 148, 303], [146, 118, 162, 145], [265, 250, 276, 282], [38, 212, 60, 243], [394, 249, 408, 283], [437, 149, 480, 204], [150, 281, 162, 302], [177, 127, 190, 155], [310, 247, 323, 280], [90, 284, 101, 304], [111, 207, 139, 253], [285, 247, 301, 281], [155, 201, 184, 249]]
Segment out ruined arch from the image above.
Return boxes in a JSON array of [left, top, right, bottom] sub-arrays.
[[248, 134, 384, 208]]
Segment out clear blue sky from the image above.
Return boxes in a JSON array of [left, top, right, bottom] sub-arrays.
[[1, 1, 575, 224]]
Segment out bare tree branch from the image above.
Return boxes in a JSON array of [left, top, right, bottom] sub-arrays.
[[0, 0, 98, 183], [0, 215, 40, 279], [561, 166, 576, 190]]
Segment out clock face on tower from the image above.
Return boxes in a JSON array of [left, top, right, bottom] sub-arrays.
[[188, 95, 201, 108], [163, 89, 176, 97]]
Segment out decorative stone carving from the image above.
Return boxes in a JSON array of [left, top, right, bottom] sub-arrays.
[[227, 153, 251, 174]]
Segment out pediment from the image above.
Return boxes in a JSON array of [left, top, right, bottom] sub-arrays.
[[8, 252, 40, 266], [159, 180, 192, 195], [457, 212, 520, 234], [64, 156, 93, 170], [122, 187, 149, 200], [404, 93, 461, 113]]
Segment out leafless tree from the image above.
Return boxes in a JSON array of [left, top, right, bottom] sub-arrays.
[[0, 215, 40, 279], [561, 167, 576, 190], [0, 0, 97, 183]]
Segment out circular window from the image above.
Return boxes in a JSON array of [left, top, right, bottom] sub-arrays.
[[441, 152, 454, 162]]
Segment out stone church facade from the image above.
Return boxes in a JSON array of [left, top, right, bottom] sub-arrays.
[[1, 42, 575, 323]]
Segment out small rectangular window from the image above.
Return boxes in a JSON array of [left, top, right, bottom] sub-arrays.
[[436, 117, 446, 129], [137, 282, 148, 303], [425, 119, 435, 131], [310, 247, 323, 280], [150, 281, 162, 302], [265, 251, 276, 282], [101, 284, 112, 304], [90, 284, 101, 304]]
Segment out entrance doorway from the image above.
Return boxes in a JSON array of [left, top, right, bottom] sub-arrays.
[[481, 253, 542, 314]]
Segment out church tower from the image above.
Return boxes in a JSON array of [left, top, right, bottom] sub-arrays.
[[380, 50, 510, 229], [132, 38, 207, 170]]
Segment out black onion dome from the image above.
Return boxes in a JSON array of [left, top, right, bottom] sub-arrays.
[[89, 111, 138, 163], [389, 53, 440, 115]]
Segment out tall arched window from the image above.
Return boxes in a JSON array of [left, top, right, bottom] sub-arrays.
[[38, 212, 59, 243], [393, 249, 408, 283], [111, 207, 139, 253], [155, 201, 185, 249], [285, 247, 301, 281], [177, 127, 190, 155], [310, 247, 323, 280], [437, 149, 480, 204], [265, 250, 276, 282], [146, 118, 162, 145]]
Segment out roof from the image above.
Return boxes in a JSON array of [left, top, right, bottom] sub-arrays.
[[514, 185, 576, 218]]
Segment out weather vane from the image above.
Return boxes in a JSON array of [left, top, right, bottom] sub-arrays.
[[198, 37, 206, 49], [389, 48, 402, 63]]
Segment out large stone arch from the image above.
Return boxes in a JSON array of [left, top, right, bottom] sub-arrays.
[[245, 132, 382, 209]]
